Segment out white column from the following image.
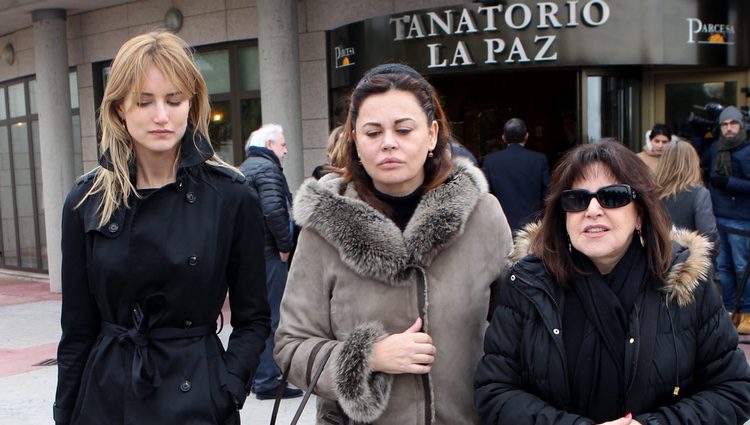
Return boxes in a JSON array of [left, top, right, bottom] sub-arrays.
[[32, 9, 75, 292], [257, 0, 304, 190]]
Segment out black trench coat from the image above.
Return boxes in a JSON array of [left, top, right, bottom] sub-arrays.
[[54, 132, 271, 425]]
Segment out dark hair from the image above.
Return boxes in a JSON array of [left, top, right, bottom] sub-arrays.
[[530, 141, 672, 287], [503, 118, 527, 144], [339, 64, 453, 214], [649, 123, 672, 140]]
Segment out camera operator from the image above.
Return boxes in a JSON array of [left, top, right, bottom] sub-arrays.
[[702, 105, 750, 333]]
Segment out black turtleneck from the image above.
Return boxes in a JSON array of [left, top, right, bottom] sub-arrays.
[[373, 185, 424, 231]]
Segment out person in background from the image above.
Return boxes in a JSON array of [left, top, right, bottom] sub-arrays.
[[654, 140, 719, 259], [450, 136, 479, 165], [483, 117, 550, 233], [238, 124, 301, 400], [637, 124, 672, 174], [702, 105, 750, 333], [476, 141, 750, 425], [55, 31, 270, 425], [312, 125, 346, 179], [275, 63, 512, 424]]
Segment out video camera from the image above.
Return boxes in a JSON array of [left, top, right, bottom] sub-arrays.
[[688, 102, 750, 139]]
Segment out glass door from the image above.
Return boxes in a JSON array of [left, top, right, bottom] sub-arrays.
[[581, 69, 642, 152]]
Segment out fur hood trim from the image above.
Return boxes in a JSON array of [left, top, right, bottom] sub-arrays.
[[511, 223, 712, 306], [293, 158, 488, 285]]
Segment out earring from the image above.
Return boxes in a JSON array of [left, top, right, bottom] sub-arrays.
[[637, 228, 645, 247], [567, 234, 572, 253], [427, 150, 434, 158]]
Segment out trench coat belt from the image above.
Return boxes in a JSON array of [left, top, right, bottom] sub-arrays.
[[100, 321, 215, 399]]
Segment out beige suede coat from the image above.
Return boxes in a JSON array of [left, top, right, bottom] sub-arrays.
[[274, 159, 512, 425]]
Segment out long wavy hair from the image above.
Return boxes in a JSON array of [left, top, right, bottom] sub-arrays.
[[338, 64, 453, 214], [80, 31, 233, 227], [531, 141, 672, 287], [654, 140, 703, 199]]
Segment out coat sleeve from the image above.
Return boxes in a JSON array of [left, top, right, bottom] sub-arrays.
[[475, 277, 595, 425], [634, 280, 750, 424], [54, 186, 101, 425], [222, 183, 271, 406], [254, 165, 293, 253], [274, 229, 392, 423], [692, 187, 719, 258]]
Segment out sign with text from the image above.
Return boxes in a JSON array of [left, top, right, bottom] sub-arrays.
[[328, 0, 749, 88]]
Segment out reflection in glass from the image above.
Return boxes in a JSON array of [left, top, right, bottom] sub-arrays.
[[8, 83, 26, 118], [240, 99, 262, 156], [32, 121, 47, 270], [0, 89, 6, 120], [208, 101, 233, 163], [0, 126, 18, 267], [665, 81, 737, 140], [239, 47, 260, 91], [195, 50, 230, 95], [587, 76, 640, 150], [70, 72, 79, 109], [11, 123, 37, 268], [73, 115, 82, 175], [29, 80, 36, 115]]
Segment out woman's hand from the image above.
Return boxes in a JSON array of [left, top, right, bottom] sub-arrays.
[[371, 317, 435, 375], [597, 413, 642, 425]]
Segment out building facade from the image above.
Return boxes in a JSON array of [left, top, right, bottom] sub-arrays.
[[0, 0, 748, 287]]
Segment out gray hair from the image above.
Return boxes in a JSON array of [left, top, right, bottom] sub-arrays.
[[246, 123, 283, 151]]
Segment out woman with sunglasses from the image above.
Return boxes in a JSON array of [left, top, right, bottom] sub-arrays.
[[475, 141, 750, 424]]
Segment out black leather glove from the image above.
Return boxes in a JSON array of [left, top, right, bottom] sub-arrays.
[[711, 175, 729, 189]]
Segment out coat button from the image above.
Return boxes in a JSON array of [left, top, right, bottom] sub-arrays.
[[184, 320, 192, 328], [553, 328, 560, 335], [108, 222, 119, 233], [186, 192, 196, 203], [187, 256, 198, 266], [510, 274, 516, 282], [629, 337, 635, 344], [180, 380, 191, 392], [177, 180, 184, 189]]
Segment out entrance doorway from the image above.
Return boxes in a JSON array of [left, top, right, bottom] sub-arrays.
[[430, 69, 578, 166]]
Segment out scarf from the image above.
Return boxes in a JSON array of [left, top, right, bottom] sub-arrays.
[[563, 238, 649, 422], [714, 130, 748, 177]]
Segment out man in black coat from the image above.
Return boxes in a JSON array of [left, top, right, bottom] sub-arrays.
[[482, 118, 550, 233], [238, 124, 302, 399]]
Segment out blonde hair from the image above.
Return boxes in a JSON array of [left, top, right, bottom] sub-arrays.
[[80, 31, 233, 227], [326, 125, 346, 167], [654, 140, 703, 199]]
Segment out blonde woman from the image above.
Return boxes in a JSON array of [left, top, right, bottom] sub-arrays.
[[54, 32, 270, 425], [654, 140, 719, 258], [312, 125, 346, 179]]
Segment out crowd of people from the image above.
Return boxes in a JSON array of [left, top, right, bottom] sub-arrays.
[[54, 30, 750, 425]]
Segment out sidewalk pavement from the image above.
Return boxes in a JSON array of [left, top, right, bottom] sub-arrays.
[[1, 271, 749, 425]]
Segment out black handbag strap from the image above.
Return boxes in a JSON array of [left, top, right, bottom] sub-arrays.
[[271, 341, 345, 425], [625, 286, 661, 413]]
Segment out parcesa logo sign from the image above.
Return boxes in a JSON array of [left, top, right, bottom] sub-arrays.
[[687, 18, 735, 45]]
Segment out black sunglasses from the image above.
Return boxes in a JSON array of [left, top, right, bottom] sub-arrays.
[[560, 184, 637, 212]]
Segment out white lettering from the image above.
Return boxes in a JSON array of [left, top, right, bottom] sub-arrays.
[[427, 10, 454, 36], [477, 5, 503, 31], [389, 15, 410, 41], [451, 41, 475, 66], [566, 1, 579, 27], [455, 8, 479, 34], [484, 38, 506, 64], [538, 3, 562, 29], [687, 18, 701, 43], [582, 0, 610, 26], [506, 37, 530, 63], [505, 3, 532, 30], [406, 14, 426, 39], [534, 35, 558, 61], [428, 43, 448, 68]]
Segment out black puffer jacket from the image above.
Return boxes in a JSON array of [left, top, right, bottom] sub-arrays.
[[475, 224, 750, 425], [238, 147, 292, 256]]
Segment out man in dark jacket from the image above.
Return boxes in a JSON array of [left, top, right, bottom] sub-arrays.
[[238, 124, 301, 399], [482, 118, 550, 233], [702, 106, 750, 333]]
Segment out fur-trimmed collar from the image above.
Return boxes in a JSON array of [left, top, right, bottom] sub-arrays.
[[510, 223, 712, 306], [293, 158, 487, 285]]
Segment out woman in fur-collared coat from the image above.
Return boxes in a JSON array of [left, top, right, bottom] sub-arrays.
[[274, 64, 513, 425]]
